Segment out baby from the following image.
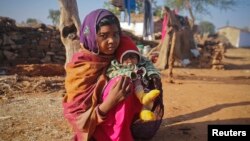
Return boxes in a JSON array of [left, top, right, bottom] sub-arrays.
[[106, 36, 160, 121]]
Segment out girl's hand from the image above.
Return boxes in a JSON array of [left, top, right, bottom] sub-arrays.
[[108, 76, 132, 103], [98, 76, 132, 115]]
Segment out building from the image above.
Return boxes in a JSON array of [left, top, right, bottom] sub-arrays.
[[218, 26, 250, 48], [119, 13, 162, 39]]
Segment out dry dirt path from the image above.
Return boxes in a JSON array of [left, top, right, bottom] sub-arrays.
[[154, 48, 250, 141], [0, 48, 250, 141]]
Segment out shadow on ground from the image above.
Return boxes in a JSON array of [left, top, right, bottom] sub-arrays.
[[151, 101, 250, 141]]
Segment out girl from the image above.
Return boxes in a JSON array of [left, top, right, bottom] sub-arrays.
[[63, 9, 163, 141], [63, 9, 141, 141]]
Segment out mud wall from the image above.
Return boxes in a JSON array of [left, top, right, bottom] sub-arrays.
[[0, 17, 65, 67]]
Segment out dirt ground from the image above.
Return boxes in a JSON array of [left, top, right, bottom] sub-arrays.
[[0, 48, 250, 141]]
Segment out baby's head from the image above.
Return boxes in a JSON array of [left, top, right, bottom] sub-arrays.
[[122, 52, 139, 65], [116, 36, 141, 65]]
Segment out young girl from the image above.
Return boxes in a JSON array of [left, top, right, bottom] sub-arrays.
[[63, 9, 163, 141]]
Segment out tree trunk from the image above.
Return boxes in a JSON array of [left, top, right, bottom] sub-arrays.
[[185, 0, 195, 30], [58, 0, 81, 66]]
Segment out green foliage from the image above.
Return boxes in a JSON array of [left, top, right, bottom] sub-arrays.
[[47, 9, 60, 26], [26, 18, 38, 24], [153, 6, 162, 17], [164, 0, 237, 15], [199, 21, 215, 34], [103, 1, 121, 16], [151, 0, 162, 17]]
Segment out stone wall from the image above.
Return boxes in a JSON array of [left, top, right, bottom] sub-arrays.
[[0, 17, 65, 67]]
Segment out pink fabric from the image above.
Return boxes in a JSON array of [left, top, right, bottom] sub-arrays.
[[93, 76, 142, 141], [161, 14, 168, 41]]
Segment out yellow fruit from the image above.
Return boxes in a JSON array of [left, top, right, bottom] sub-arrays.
[[140, 110, 156, 121], [142, 89, 160, 105]]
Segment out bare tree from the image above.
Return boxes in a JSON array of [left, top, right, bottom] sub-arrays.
[[165, 0, 237, 30], [48, 9, 60, 26], [58, 0, 81, 66]]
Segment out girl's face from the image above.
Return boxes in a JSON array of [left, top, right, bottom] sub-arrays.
[[122, 53, 139, 65], [96, 24, 120, 55]]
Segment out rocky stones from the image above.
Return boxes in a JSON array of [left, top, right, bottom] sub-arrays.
[[0, 17, 65, 67]]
